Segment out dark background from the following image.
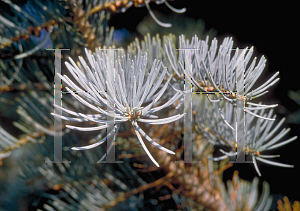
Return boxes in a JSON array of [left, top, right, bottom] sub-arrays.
[[109, 0, 300, 205]]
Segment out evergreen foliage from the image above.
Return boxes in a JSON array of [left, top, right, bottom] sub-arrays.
[[0, 0, 298, 210]]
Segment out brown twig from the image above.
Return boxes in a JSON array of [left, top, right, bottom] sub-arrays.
[[0, 19, 62, 50], [278, 196, 300, 211], [99, 171, 174, 210], [89, 0, 176, 16], [0, 83, 49, 94]]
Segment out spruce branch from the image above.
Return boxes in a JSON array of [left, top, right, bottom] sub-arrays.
[[56, 48, 184, 167], [0, 1, 298, 209]]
